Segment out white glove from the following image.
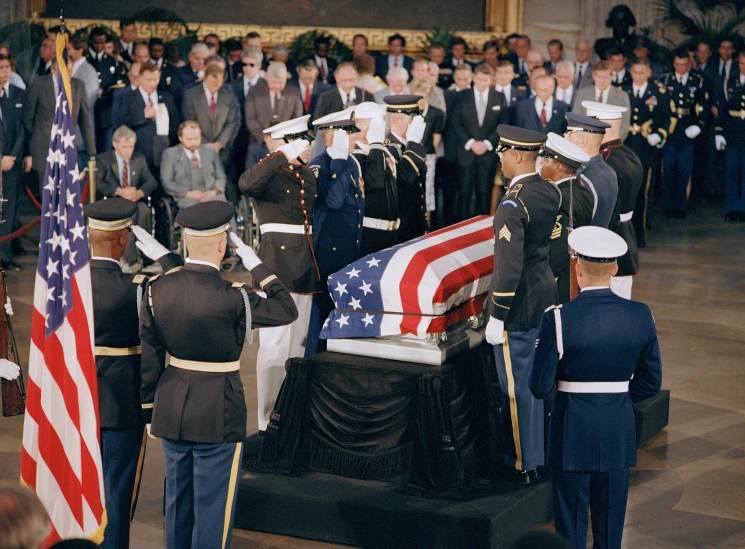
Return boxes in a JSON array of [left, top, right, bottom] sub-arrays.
[[405, 115, 426, 144], [0, 358, 20, 381], [366, 116, 386, 145], [715, 135, 727, 150], [484, 317, 506, 345], [4, 297, 12, 317], [132, 225, 169, 261], [230, 232, 261, 270], [647, 133, 662, 147], [146, 424, 158, 440], [327, 129, 349, 160], [278, 139, 309, 162], [684, 125, 702, 139]]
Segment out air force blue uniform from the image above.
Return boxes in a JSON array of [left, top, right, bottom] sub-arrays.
[[530, 288, 662, 549], [305, 151, 365, 356], [575, 154, 618, 228]]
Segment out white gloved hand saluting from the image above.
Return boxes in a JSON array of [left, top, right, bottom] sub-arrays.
[[278, 139, 310, 162], [684, 125, 702, 139], [4, 297, 12, 317], [327, 130, 349, 160], [366, 116, 386, 145], [647, 133, 662, 147], [484, 317, 506, 345], [715, 135, 727, 151], [0, 358, 20, 381], [230, 232, 261, 271], [405, 115, 426, 144], [132, 225, 170, 261]]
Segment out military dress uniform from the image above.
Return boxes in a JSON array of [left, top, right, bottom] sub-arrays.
[[83, 199, 183, 549], [531, 226, 662, 549], [355, 142, 400, 254], [305, 117, 365, 357], [238, 116, 319, 431], [716, 71, 745, 219], [490, 126, 561, 477], [140, 202, 297, 549], [659, 70, 709, 216], [86, 50, 127, 153], [622, 78, 671, 244]]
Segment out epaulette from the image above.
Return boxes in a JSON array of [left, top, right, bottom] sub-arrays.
[[505, 182, 523, 198], [132, 274, 147, 284], [258, 151, 284, 165], [232, 282, 246, 288], [164, 266, 182, 275], [148, 274, 162, 283]]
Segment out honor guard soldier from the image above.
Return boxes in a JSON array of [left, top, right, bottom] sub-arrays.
[[564, 113, 618, 228], [353, 102, 401, 254], [660, 48, 709, 218], [87, 26, 127, 153], [622, 58, 671, 246], [139, 201, 297, 549], [538, 133, 594, 304], [585, 101, 644, 299], [238, 115, 319, 433], [384, 95, 429, 242], [83, 199, 183, 549], [484, 125, 561, 483], [530, 226, 662, 549], [714, 50, 745, 221], [305, 111, 365, 357]]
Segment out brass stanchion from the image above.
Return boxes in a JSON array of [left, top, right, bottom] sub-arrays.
[[88, 156, 97, 203]]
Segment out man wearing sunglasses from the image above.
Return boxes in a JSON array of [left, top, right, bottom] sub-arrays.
[[233, 48, 267, 175]]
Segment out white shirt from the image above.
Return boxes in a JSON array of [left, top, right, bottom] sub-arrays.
[[452, 57, 466, 67], [474, 86, 489, 124], [299, 82, 313, 100], [139, 87, 158, 106], [314, 55, 329, 78], [120, 40, 133, 56], [270, 91, 281, 111], [71, 57, 88, 78], [91, 256, 120, 265], [594, 86, 610, 103], [576, 62, 589, 77], [203, 82, 218, 105], [182, 147, 201, 166], [632, 82, 648, 98], [509, 172, 536, 188], [535, 96, 553, 122], [517, 58, 528, 74], [675, 72, 689, 86], [613, 68, 626, 84], [186, 258, 220, 271], [581, 286, 610, 292], [391, 131, 407, 145], [152, 57, 164, 70], [495, 84, 511, 104], [115, 152, 131, 186], [556, 84, 573, 105], [741, 73, 745, 86], [338, 87, 356, 107], [0, 82, 9, 99], [388, 54, 405, 70], [244, 75, 260, 98], [719, 59, 733, 80], [88, 48, 104, 61]]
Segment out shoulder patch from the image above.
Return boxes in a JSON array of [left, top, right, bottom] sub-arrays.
[[232, 282, 246, 288], [132, 274, 147, 284], [308, 165, 320, 177], [498, 224, 512, 242]]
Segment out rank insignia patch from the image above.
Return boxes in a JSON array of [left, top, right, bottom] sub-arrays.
[[498, 224, 512, 242]]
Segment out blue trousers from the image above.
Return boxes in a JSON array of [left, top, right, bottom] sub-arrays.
[[305, 286, 334, 358], [726, 146, 745, 213], [161, 439, 243, 549], [493, 328, 544, 471], [101, 427, 147, 549], [661, 142, 695, 213], [552, 467, 630, 549]]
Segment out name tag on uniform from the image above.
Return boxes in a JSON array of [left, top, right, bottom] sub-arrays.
[[492, 105, 501, 111]]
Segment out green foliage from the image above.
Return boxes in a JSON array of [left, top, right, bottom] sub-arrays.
[[288, 30, 351, 65], [130, 8, 199, 63], [653, 0, 745, 47], [0, 22, 47, 83], [421, 25, 460, 53]]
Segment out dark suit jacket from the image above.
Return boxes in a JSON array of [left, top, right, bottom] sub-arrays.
[[117, 88, 179, 167], [171, 65, 201, 104], [111, 85, 137, 129], [22, 74, 96, 172], [309, 56, 338, 85], [500, 84, 530, 124], [287, 79, 332, 120], [244, 84, 303, 143], [95, 149, 158, 199], [313, 86, 366, 121], [0, 85, 26, 164], [513, 98, 569, 135], [451, 87, 507, 167], [374, 55, 414, 80], [182, 83, 240, 154]]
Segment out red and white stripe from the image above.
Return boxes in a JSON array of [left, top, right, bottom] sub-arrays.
[[21, 265, 107, 545]]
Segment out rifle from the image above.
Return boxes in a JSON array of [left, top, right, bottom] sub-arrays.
[[0, 168, 25, 417], [568, 174, 579, 301]]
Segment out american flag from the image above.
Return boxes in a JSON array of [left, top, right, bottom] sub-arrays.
[[20, 32, 106, 545], [321, 216, 495, 339]]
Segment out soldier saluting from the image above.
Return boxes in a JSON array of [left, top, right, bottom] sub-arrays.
[[139, 201, 297, 549]]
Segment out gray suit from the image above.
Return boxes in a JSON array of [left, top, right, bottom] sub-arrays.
[[572, 85, 631, 142], [182, 83, 240, 154], [244, 85, 303, 143], [72, 59, 100, 112], [160, 144, 227, 208], [575, 62, 594, 89]]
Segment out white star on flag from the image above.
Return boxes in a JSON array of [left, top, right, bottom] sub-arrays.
[[46, 233, 61, 251], [59, 236, 71, 255], [323, 318, 330, 329], [346, 267, 360, 278], [334, 281, 348, 296], [362, 313, 375, 327], [62, 131, 76, 150], [335, 314, 349, 328], [349, 297, 362, 310], [366, 257, 381, 268], [66, 189, 76, 207], [359, 281, 373, 296], [46, 258, 59, 278], [45, 176, 55, 194], [70, 221, 86, 241], [46, 286, 55, 302], [69, 165, 80, 184]]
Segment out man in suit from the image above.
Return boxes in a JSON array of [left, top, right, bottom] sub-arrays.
[[312, 35, 338, 86], [171, 42, 209, 105], [545, 39, 564, 74], [288, 59, 331, 121], [147, 37, 175, 92], [452, 63, 507, 220], [224, 39, 244, 83], [30, 37, 54, 83], [375, 33, 414, 80], [313, 62, 365, 122], [513, 35, 532, 78], [87, 26, 127, 153], [608, 46, 632, 88], [183, 64, 239, 198], [22, 58, 96, 193], [0, 55, 25, 271], [373, 66, 409, 104], [574, 40, 594, 89], [531, 226, 661, 549], [232, 48, 266, 174], [428, 41, 453, 90], [554, 60, 577, 109], [514, 75, 569, 135], [111, 61, 141, 131], [160, 120, 229, 210], [572, 61, 631, 141], [410, 58, 446, 114], [118, 62, 179, 174], [245, 61, 303, 144], [95, 125, 159, 271], [118, 18, 137, 65], [68, 34, 100, 164], [450, 37, 473, 71]]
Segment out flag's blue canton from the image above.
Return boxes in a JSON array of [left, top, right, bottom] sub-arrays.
[[320, 240, 407, 340], [37, 70, 89, 337]]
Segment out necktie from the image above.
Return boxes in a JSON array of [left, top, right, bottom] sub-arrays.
[[304, 86, 311, 113], [320, 61, 326, 81], [477, 93, 486, 126], [122, 161, 129, 187], [147, 95, 153, 108], [597, 91, 604, 103], [394, 57, 398, 67], [540, 103, 547, 126], [210, 94, 216, 118], [720, 63, 724, 78], [577, 65, 583, 85], [637, 89, 641, 99], [191, 153, 200, 168]]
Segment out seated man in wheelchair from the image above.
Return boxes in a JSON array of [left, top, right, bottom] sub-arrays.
[[96, 124, 159, 273]]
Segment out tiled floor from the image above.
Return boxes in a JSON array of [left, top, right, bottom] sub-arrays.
[[1, 202, 744, 548]]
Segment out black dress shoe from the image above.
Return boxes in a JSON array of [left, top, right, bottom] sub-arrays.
[[1, 261, 22, 272], [503, 468, 544, 485]]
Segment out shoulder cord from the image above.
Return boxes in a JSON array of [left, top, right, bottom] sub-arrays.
[[553, 307, 564, 360], [239, 288, 254, 344]]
